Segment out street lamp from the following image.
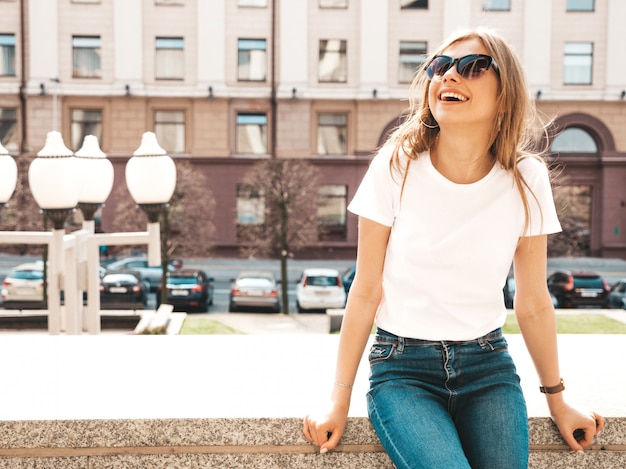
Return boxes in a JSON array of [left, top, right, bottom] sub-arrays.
[[0, 141, 17, 208], [0, 131, 176, 334]]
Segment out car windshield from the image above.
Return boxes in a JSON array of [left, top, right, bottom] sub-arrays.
[[10, 270, 43, 280], [307, 276, 339, 287], [238, 278, 273, 288], [103, 274, 137, 283], [168, 276, 199, 285], [573, 276, 603, 288]]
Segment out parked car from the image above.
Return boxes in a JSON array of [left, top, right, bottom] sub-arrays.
[[229, 271, 281, 313], [105, 257, 177, 291], [0, 262, 45, 309], [296, 268, 346, 313], [547, 270, 610, 309], [157, 269, 214, 312], [342, 266, 356, 294], [503, 275, 515, 309], [608, 280, 626, 309], [100, 272, 149, 310]]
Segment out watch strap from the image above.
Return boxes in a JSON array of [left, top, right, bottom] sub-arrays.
[[539, 378, 565, 394]]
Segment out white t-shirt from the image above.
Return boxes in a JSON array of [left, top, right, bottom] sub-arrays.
[[348, 148, 561, 341]]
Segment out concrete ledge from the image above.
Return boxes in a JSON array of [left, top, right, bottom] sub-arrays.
[[0, 417, 624, 468], [0, 334, 623, 468]]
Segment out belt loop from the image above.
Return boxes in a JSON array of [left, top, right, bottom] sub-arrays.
[[397, 336, 405, 353]]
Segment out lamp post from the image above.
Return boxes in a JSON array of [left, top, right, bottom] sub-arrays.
[[0, 131, 176, 334], [0, 141, 17, 208]]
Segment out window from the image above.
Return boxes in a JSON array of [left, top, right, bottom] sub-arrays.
[[72, 36, 101, 78], [320, 0, 348, 7], [236, 184, 265, 225], [551, 127, 597, 153], [238, 0, 267, 6], [155, 0, 184, 4], [399, 41, 427, 83], [483, 0, 510, 10], [0, 108, 18, 152], [401, 0, 428, 8], [318, 185, 347, 241], [72, 0, 101, 3], [154, 110, 185, 153], [566, 0, 594, 11], [0, 34, 16, 77], [238, 39, 267, 81], [318, 113, 347, 155], [563, 42, 593, 85], [237, 113, 267, 154], [319, 40, 347, 83], [71, 109, 102, 151], [155, 37, 184, 80]]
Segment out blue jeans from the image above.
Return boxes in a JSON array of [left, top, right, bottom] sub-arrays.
[[367, 328, 529, 469]]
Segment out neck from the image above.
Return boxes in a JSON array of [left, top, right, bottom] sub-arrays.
[[430, 131, 495, 184]]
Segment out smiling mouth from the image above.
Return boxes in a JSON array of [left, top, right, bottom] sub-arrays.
[[439, 92, 468, 102]]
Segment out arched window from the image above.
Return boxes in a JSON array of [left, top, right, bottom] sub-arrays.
[[551, 127, 598, 153]]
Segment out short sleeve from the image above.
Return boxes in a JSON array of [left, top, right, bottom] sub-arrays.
[[519, 158, 562, 237], [347, 148, 400, 227]]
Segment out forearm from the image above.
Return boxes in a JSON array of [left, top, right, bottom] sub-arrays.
[[331, 288, 380, 408], [515, 299, 565, 411]]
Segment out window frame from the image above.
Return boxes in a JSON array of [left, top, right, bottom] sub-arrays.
[[317, 184, 348, 241], [236, 183, 266, 226], [237, 0, 267, 7], [237, 38, 267, 82], [155, 36, 185, 80], [482, 0, 510, 11], [70, 109, 103, 152], [318, 39, 347, 83], [0, 107, 18, 152], [563, 42, 593, 85], [566, 0, 594, 12], [72, 36, 102, 79], [0, 34, 16, 77], [319, 0, 348, 8], [400, 0, 428, 9], [399, 40, 427, 84], [317, 113, 348, 155], [236, 113, 268, 155], [154, 110, 186, 154]]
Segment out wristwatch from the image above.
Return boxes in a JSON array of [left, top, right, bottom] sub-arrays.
[[539, 378, 565, 394]]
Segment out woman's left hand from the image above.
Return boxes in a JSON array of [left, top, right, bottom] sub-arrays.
[[549, 401, 605, 453]]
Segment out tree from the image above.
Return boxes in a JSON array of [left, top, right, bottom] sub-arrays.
[[0, 154, 46, 255], [112, 160, 217, 304], [239, 158, 320, 313], [548, 184, 592, 257]]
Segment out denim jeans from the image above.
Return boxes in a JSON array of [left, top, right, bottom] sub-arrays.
[[367, 328, 529, 469]]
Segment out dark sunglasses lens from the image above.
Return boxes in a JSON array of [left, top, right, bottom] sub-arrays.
[[427, 57, 453, 79], [458, 56, 491, 79]]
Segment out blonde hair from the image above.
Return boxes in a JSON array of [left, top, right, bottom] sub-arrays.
[[387, 27, 548, 231]]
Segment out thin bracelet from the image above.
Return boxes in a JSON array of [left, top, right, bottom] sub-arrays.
[[334, 380, 353, 389]]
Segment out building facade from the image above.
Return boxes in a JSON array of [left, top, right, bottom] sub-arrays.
[[1, 0, 625, 259]]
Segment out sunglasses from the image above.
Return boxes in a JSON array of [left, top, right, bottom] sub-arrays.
[[425, 54, 500, 80]]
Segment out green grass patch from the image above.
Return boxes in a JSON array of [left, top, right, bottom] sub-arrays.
[[503, 314, 626, 334], [179, 316, 242, 335]]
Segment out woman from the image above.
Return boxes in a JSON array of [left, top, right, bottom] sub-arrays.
[[303, 28, 604, 468]]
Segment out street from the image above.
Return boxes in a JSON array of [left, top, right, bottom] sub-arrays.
[[0, 254, 355, 314]]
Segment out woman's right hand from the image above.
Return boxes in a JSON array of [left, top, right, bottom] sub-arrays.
[[303, 402, 349, 454]]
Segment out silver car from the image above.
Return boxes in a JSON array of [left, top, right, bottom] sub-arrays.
[[228, 271, 281, 313], [1, 262, 45, 308]]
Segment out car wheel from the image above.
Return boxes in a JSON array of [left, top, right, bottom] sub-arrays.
[[296, 301, 304, 313], [228, 301, 237, 313]]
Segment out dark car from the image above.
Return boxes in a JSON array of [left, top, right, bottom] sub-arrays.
[[503, 275, 515, 309], [100, 272, 149, 310], [608, 280, 626, 309], [547, 270, 610, 309], [342, 266, 356, 294], [229, 271, 281, 313], [105, 257, 177, 292], [158, 269, 214, 312]]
